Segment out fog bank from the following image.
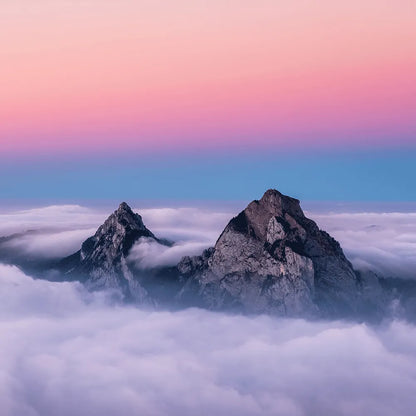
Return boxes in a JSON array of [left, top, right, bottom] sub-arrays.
[[1, 264, 415, 416]]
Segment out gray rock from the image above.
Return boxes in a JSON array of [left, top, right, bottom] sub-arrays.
[[59, 202, 159, 302], [178, 189, 382, 318]]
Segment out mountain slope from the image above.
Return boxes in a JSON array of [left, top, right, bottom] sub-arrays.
[[178, 189, 384, 318], [58, 202, 164, 301]]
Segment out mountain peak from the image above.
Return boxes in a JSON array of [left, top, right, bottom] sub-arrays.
[[91, 203, 154, 254], [179, 188, 359, 317], [118, 201, 132, 212], [257, 189, 303, 218], [260, 188, 300, 206], [59, 202, 158, 295], [104, 202, 147, 233], [261, 188, 284, 199], [225, 189, 304, 242]]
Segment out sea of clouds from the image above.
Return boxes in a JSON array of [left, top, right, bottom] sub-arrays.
[[1, 264, 416, 416], [311, 211, 416, 279], [1, 203, 416, 415]]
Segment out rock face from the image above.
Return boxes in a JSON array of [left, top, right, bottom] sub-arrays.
[[59, 202, 161, 301], [178, 189, 370, 317]]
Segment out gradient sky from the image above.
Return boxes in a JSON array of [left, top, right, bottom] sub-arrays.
[[0, 1, 415, 200]]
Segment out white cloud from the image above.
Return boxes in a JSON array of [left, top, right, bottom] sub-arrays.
[[0, 205, 107, 259], [137, 207, 232, 242], [0, 205, 106, 236], [0, 264, 415, 416], [127, 237, 210, 269], [125, 206, 233, 269], [2, 228, 97, 259], [0, 264, 117, 317], [310, 212, 416, 279]]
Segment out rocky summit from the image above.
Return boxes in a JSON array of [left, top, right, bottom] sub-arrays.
[[58, 202, 161, 301], [178, 189, 384, 318]]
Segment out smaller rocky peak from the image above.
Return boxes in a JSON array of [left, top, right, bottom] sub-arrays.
[[79, 202, 156, 266], [118, 201, 133, 213], [98, 202, 148, 237], [115, 202, 144, 226], [58, 202, 169, 301]]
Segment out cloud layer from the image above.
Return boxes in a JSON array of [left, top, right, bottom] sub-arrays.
[[1, 203, 415, 415], [137, 206, 416, 277], [311, 211, 416, 279], [0, 205, 105, 236], [1, 203, 415, 277], [127, 237, 210, 269], [1, 264, 416, 416], [0, 205, 107, 260]]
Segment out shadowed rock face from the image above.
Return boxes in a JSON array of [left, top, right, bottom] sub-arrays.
[[178, 189, 370, 317], [59, 202, 158, 301]]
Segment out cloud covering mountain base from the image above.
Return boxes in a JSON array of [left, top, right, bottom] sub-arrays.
[[1, 264, 416, 416], [1, 203, 415, 279], [1, 202, 416, 415]]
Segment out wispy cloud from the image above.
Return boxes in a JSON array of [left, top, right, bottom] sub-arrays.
[[0, 205, 105, 235], [311, 211, 416, 279], [127, 237, 209, 269]]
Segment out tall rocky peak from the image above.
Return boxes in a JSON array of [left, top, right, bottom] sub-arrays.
[[179, 189, 373, 318], [223, 188, 344, 259]]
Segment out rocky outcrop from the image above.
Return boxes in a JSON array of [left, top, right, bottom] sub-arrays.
[[178, 189, 383, 318], [58, 202, 163, 301]]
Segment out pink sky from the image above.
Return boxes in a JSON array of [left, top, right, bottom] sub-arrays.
[[1, 0, 415, 154]]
